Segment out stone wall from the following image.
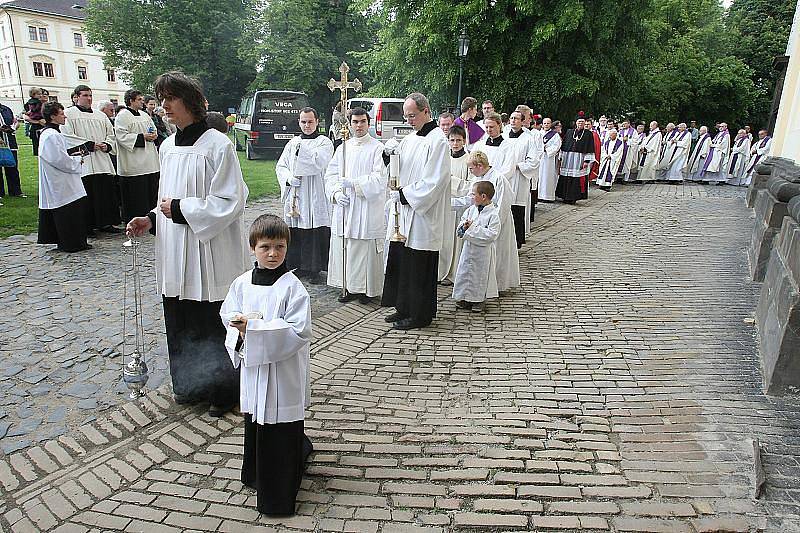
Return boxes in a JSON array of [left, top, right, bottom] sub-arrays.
[[754, 158, 800, 393]]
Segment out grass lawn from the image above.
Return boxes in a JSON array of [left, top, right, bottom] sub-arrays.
[[0, 129, 279, 238]]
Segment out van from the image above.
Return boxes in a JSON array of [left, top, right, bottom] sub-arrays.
[[343, 98, 412, 142], [233, 90, 310, 159]]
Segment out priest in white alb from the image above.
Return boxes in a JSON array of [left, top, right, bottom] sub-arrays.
[[726, 128, 751, 186], [617, 120, 636, 182], [637, 121, 662, 182], [502, 110, 542, 247], [115, 89, 161, 221], [702, 123, 730, 184], [687, 126, 711, 181], [324, 107, 386, 303], [656, 122, 677, 179], [63, 84, 120, 234], [596, 129, 625, 190], [381, 93, 450, 330], [745, 129, 772, 184], [538, 118, 562, 201], [126, 71, 249, 417], [663, 122, 692, 182], [626, 124, 647, 183], [276, 108, 335, 284]]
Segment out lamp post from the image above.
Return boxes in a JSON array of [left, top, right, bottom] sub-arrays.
[[457, 30, 470, 110]]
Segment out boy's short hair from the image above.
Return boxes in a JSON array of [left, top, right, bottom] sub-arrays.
[[205, 111, 228, 133], [448, 124, 466, 140], [473, 180, 495, 199], [249, 214, 290, 248], [460, 96, 477, 113], [348, 107, 370, 123], [468, 150, 490, 168]]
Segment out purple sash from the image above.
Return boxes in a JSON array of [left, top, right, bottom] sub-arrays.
[[454, 117, 485, 145], [702, 130, 728, 172], [746, 136, 771, 173], [543, 130, 557, 143], [689, 133, 709, 170]]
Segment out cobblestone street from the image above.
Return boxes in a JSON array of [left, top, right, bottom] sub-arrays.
[[2, 183, 800, 532]]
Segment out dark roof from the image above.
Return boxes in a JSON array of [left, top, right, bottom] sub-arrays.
[[1, 0, 88, 20]]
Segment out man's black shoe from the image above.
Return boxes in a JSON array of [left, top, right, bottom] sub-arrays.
[[337, 292, 359, 303], [393, 318, 429, 330], [384, 311, 407, 322], [208, 403, 235, 417], [358, 294, 373, 304]]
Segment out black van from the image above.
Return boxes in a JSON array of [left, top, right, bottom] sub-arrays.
[[233, 90, 310, 159]]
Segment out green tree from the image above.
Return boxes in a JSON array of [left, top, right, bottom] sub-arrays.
[[354, 0, 651, 117], [727, 0, 797, 127], [242, 0, 377, 115], [85, 0, 256, 111]]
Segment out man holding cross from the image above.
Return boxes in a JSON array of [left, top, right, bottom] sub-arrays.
[[275, 107, 334, 284]]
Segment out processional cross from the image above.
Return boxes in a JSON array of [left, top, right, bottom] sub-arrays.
[[327, 62, 362, 298]]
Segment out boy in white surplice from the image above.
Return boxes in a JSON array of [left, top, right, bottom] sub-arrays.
[[221, 214, 313, 516]]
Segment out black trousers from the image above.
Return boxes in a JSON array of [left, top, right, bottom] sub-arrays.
[[0, 152, 21, 196], [162, 297, 239, 406], [29, 124, 43, 156], [119, 174, 155, 222], [82, 173, 121, 229], [286, 226, 331, 274], [529, 189, 538, 222], [242, 415, 313, 516], [381, 242, 438, 325], [37, 197, 88, 252], [511, 205, 526, 248]]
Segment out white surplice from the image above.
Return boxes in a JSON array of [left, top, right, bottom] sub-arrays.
[[452, 203, 500, 303], [657, 129, 677, 173], [626, 131, 646, 182], [388, 124, 451, 251], [596, 138, 625, 188], [62, 106, 116, 177], [221, 270, 311, 425], [726, 136, 752, 186], [617, 127, 637, 180], [745, 136, 772, 182], [324, 133, 387, 296], [114, 108, 160, 176], [703, 130, 730, 183], [688, 134, 711, 181], [502, 128, 542, 234], [638, 130, 662, 182], [276, 134, 334, 229], [439, 152, 472, 282], [37, 127, 86, 209], [664, 130, 692, 181], [471, 137, 507, 169], [538, 129, 562, 200], [154, 128, 250, 302], [453, 167, 519, 291]]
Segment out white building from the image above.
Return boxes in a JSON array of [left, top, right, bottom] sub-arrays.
[[0, 0, 130, 113]]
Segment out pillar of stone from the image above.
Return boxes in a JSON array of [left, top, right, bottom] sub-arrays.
[[747, 158, 776, 208], [749, 162, 800, 281], [757, 194, 800, 393]]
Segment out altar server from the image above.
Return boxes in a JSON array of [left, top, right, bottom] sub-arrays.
[[502, 110, 542, 246], [115, 89, 160, 220], [37, 102, 91, 253], [126, 71, 249, 417], [702, 123, 730, 184], [324, 107, 386, 302], [538, 118, 562, 201], [596, 129, 625, 190], [221, 214, 313, 517], [63, 84, 120, 233], [471, 112, 506, 168], [382, 93, 450, 330], [745, 130, 772, 183], [439, 125, 472, 284], [276, 107, 335, 284], [663, 123, 692, 182], [637, 121, 662, 182]]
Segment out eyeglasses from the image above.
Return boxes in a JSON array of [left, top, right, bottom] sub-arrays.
[[403, 113, 418, 120]]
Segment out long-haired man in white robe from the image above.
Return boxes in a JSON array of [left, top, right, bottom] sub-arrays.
[[276, 108, 334, 284], [637, 121, 662, 182], [702, 123, 730, 184], [664, 122, 692, 182], [325, 107, 387, 303], [745, 130, 772, 184], [381, 93, 450, 330], [126, 71, 249, 417], [726, 129, 752, 186], [538, 118, 561, 201]]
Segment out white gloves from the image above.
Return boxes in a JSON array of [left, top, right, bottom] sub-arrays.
[[384, 138, 400, 155], [335, 191, 350, 207], [288, 176, 301, 187], [341, 177, 354, 189], [389, 190, 401, 202]]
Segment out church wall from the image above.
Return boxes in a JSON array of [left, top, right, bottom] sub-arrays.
[[772, 0, 800, 162]]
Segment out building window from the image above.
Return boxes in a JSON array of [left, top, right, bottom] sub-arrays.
[[38, 28, 48, 42], [2, 25, 6, 43], [106, 69, 115, 82], [28, 26, 48, 42], [77, 65, 87, 80], [0, 64, 5, 79], [33, 61, 54, 78], [74, 33, 83, 47], [6, 62, 12, 80], [48, 95, 58, 102]]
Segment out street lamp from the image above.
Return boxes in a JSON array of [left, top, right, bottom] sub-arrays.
[[457, 30, 470, 110]]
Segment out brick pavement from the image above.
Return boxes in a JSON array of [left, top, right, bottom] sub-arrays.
[[2, 182, 799, 532]]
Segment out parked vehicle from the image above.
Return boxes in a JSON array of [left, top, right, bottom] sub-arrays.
[[233, 90, 310, 159], [339, 97, 413, 142]]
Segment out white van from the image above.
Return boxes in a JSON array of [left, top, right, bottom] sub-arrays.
[[343, 97, 413, 142]]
